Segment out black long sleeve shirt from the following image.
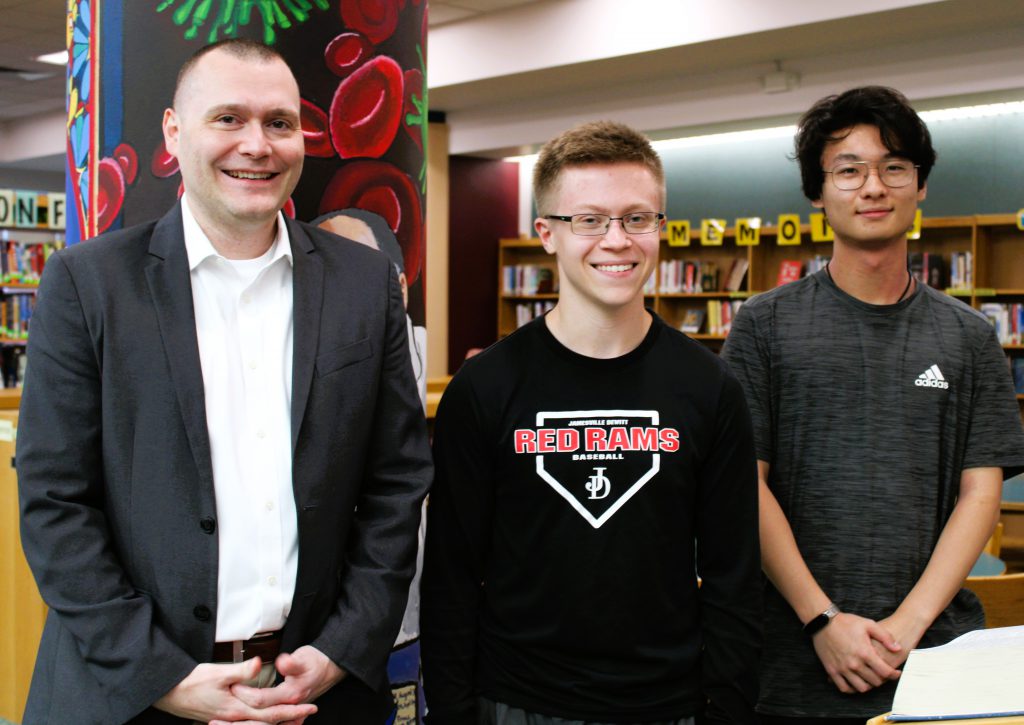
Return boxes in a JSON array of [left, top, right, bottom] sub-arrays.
[[422, 314, 761, 724]]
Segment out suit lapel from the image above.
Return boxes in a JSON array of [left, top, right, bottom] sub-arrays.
[[288, 218, 324, 454], [144, 203, 215, 492]]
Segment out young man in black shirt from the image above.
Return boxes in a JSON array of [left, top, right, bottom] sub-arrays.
[[422, 121, 761, 724]]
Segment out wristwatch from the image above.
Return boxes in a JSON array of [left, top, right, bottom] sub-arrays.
[[803, 603, 840, 636]]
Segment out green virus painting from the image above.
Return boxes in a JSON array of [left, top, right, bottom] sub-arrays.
[[157, 0, 330, 44]]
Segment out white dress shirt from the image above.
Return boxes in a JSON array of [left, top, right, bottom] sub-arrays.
[[181, 195, 298, 641]]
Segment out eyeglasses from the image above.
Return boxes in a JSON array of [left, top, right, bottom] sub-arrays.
[[544, 212, 665, 236], [823, 160, 920, 190]]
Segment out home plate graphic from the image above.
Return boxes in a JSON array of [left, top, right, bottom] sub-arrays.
[[513, 410, 680, 528]]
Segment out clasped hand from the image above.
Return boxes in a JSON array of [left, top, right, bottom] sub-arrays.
[[156, 645, 344, 724], [811, 612, 903, 694]]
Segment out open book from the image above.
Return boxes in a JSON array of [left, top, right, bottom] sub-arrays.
[[887, 625, 1024, 721]]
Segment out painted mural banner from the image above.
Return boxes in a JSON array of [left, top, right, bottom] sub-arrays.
[[64, 1, 428, 722]]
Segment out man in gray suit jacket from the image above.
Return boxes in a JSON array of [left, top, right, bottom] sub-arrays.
[[17, 38, 431, 724]]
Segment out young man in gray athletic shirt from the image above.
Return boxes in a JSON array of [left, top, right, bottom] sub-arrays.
[[722, 86, 1024, 724]]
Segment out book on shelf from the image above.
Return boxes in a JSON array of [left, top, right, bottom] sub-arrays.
[[724, 258, 749, 292], [949, 251, 973, 291], [705, 299, 744, 336], [981, 302, 1023, 344], [642, 269, 657, 295], [700, 261, 719, 292], [515, 300, 554, 328], [680, 309, 706, 334], [534, 267, 555, 294], [657, 260, 673, 293], [886, 625, 1024, 721], [0, 291, 34, 340], [777, 260, 803, 287], [910, 252, 947, 290], [0, 239, 61, 285], [659, 259, 721, 293], [503, 265, 557, 295], [684, 262, 697, 293]]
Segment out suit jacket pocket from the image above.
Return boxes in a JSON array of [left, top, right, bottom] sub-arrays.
[[315, 337, 373, 377]]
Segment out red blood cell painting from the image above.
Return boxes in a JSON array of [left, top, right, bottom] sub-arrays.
[[325, 32, 373, 79], [95, 157, 127, 233], [151, 140, 180, 179], [113, 143, 138, 184], [329, 55, 404, 159], [341, 0, 399, 45], [301, 99, 334, 158]]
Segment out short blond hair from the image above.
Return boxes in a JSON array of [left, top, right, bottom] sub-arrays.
[[533, 121, 665, 216]]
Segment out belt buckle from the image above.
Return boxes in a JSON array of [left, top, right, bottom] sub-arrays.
[[232, 640, 244, 663]]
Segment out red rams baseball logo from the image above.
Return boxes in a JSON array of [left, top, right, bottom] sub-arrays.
[[513, 409, 680, 528]]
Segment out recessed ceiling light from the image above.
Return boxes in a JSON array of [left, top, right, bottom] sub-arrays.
[[35, 50, 69, 66]]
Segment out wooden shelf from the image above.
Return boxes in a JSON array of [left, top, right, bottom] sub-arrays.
[[0, 388, 21, 409], [500, 238, 544, 248], [918, 215, 979, 229], [659, 291, 746, 299]]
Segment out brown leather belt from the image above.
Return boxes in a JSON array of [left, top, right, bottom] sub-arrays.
[[212, 630, 282, 663]]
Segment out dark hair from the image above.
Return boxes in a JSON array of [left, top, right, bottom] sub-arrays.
[[795, 86, 936, 201], [312, 208, 404, 273], [173, 38, 289, 108], [533, 120, 665, 216]]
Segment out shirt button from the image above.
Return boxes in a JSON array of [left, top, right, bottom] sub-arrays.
[[265, 501, 275, 511], [193, 605, 212, 622], [241, 294, 251, 304], [257, 429, 266, 439], [199, 517, 216, 534], [248, 360, 258, 370], [268, 576, 277, 586]]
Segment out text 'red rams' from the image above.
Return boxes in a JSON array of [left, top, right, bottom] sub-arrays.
[[514, 427, 680, 454]]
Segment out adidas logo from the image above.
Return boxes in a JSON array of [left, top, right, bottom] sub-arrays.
[[915, 364, 949, 389]]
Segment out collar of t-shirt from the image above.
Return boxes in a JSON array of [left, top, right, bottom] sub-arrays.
[[179, 194, 299, 641]]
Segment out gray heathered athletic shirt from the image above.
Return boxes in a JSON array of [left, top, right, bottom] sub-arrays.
[[722, 269, 1024, 719]]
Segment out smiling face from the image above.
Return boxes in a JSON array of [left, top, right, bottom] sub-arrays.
[[813, 123, 926, 250], [162, 48, 304, 247], [534, 162, 662, 316]]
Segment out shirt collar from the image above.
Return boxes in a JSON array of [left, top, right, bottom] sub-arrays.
[[181, 193, 293, 271]]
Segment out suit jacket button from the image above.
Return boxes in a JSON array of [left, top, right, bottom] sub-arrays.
[[193, 605, 211, 622], [200, 517, 216, 534]]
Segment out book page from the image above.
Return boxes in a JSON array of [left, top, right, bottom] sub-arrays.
[[888, 626, 1024, 720]]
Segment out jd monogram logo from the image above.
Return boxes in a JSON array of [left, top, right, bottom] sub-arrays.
[[586, 467, 611, 500]]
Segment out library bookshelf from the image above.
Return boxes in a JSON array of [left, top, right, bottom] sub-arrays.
[[0, 228, 63, 390], [499, 213, 1024, 416]]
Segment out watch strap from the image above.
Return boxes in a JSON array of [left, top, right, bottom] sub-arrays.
[[803, 603, 840, 636]]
